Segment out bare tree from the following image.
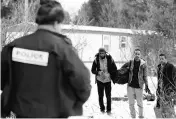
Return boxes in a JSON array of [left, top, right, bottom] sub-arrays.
[[1, 0, 39, 48], [73, 35, 88, 59]]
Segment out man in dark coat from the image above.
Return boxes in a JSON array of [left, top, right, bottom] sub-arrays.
[[156, 53, 176, 118], [91, 48, 117, 114], [1, 0, 91, 118]]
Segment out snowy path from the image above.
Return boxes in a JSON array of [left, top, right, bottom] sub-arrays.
[[77, 76, 176, 119]]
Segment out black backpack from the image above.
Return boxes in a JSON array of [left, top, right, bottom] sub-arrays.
[[115, 61, 131, 85]]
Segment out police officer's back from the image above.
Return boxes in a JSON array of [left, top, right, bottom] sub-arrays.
[[1, 0, 91, 118]]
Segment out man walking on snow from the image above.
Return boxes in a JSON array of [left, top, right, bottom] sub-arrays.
[[122, 48, 150, 118], [91, 48, 117, 114]]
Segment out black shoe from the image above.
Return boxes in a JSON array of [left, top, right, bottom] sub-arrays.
[[106, 110, 111, 115], [138, 116, 144, 118], [100, 110, 105, 113]]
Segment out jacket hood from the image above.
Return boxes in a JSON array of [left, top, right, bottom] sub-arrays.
[[131, 58, 146, 66], [95, 52, 110, 57], [37, 28, 72, 46]]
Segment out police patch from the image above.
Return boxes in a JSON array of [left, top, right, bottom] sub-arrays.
[[12, 47, 49, 66]]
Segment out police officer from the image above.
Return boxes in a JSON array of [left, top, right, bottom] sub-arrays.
[[1, 0, 91, 118]]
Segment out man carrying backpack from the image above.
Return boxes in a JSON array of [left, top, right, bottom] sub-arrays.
[[91, 48, 117, 114], [122, 48, 150, 118]]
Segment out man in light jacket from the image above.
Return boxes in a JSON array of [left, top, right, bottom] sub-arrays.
[[122, 48, 150, 118]]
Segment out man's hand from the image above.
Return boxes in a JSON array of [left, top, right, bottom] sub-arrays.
[[98, 71, 103, 75], [145, 85, 151, 94], [95, 79, 97, 84]]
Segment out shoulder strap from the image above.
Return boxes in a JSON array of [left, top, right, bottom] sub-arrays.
[[94, 56, 98, 64], [129, 60, 132, 67], [128, 60, 133, 71], [106, 54, 113, 63]]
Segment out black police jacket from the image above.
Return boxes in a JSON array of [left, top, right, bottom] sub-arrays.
[[1, 29, 91, 118]]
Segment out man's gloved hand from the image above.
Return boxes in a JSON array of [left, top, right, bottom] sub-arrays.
[[145, 85, 151, 94]]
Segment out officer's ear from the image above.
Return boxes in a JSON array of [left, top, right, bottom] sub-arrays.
[[53, 21, 61, 32]]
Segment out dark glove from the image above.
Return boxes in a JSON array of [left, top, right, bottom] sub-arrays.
[[145, 85, 151, 94]]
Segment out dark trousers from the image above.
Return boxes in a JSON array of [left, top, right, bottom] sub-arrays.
[[97, 80, 111, 111]]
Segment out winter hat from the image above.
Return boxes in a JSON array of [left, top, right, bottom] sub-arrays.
[[99, 48, 106, 53]]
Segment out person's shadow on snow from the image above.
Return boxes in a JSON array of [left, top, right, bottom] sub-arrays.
[[111, 97, 128, 101]]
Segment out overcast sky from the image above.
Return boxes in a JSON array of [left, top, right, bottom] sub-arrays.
[[57, 0, 89, 16]]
